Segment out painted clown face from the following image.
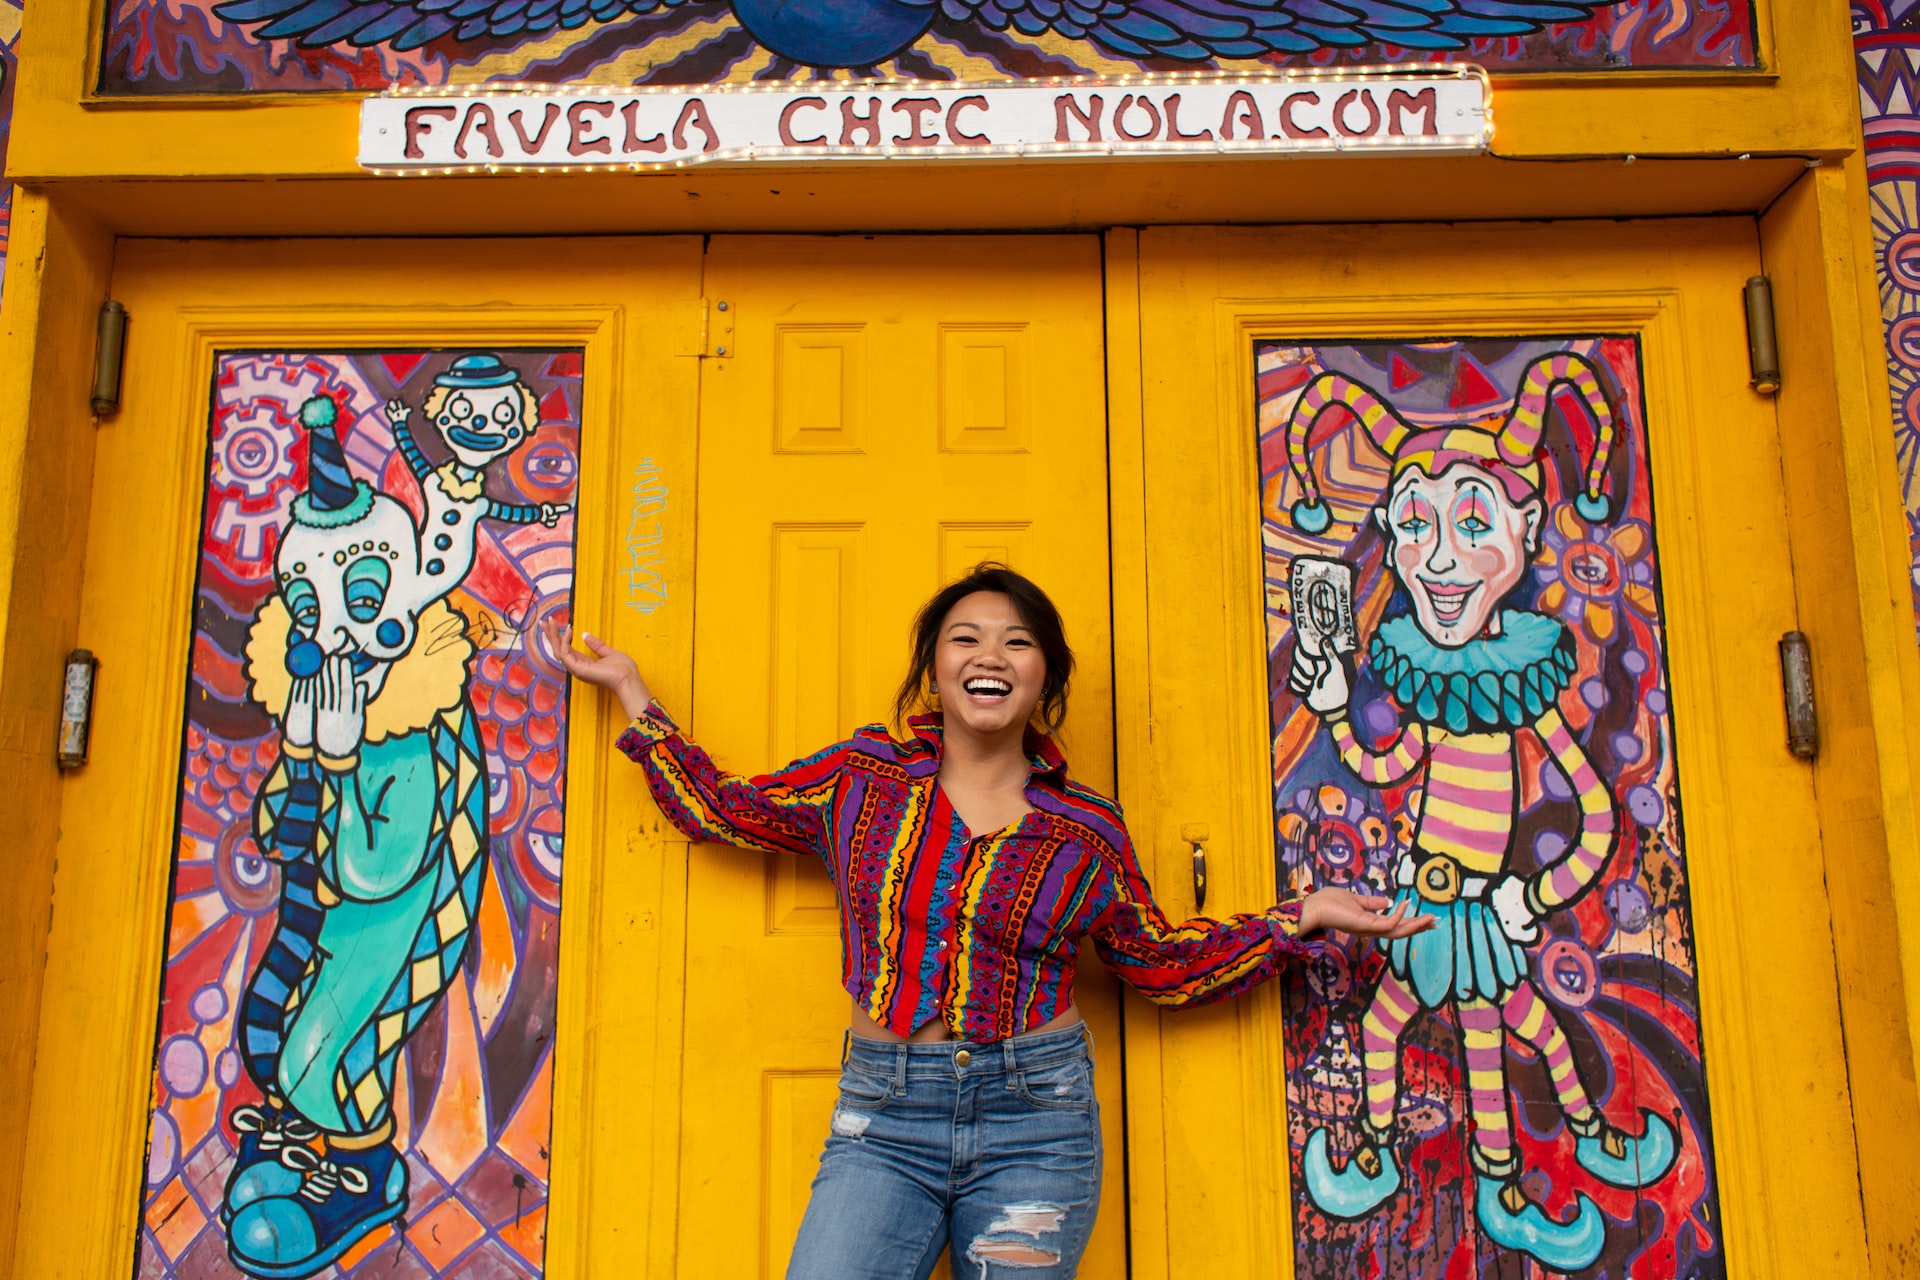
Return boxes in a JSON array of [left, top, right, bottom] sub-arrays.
[[274, 493, 426, 698], [1376, 462, 1542, 648], [430, 383, 531, 471]]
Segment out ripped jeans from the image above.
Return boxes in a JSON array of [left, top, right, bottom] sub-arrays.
[[787, 1021, 1103, 1280]]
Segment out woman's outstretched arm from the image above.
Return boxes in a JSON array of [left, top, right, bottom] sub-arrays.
[[1074, 791, 1430, 1009], [543, 619, 839, 857]]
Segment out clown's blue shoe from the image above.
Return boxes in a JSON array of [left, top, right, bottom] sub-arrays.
[[1474, 1175, 1605, 1272], [1302, 1127, 1401, 1219], [220, 1104, 320, 1224], [1575, 1110, 1678, 1189], [226, 1142, 407, 1279]]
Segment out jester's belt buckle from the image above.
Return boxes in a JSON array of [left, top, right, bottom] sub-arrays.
[[1414, 854, 1462, 905]]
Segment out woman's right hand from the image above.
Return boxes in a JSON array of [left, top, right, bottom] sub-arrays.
[[541, 619, 654, 720]]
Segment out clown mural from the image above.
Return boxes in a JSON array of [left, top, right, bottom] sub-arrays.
[[1265, 341, 1720, 1277], [134, 351, 581, 1279]]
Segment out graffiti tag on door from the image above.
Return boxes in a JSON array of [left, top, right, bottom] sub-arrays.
[[134, 350, 581, 1277], [1262, 337, 1723, 1277]]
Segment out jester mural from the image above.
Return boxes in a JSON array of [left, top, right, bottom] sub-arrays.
[[1856, 0, 1920, 645], [136, 351, 580, 1278], [98, 0, 1754, 95], [1264, 339, 1722, 1277], [0, 0, 20, 305]]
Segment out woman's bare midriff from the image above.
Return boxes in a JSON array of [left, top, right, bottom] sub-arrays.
[[849, 1000, 1083, 1043]]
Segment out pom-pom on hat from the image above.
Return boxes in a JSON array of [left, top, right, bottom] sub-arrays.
[[291, 394, 374, 528], [1283, 352, 1620, 534], [435, 353, 520, 389]]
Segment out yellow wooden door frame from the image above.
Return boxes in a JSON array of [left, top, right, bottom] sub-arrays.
[[1109, 220, 1873, 1279], [12, 236, 706, 1278]]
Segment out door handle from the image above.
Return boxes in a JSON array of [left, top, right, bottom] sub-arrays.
[[1182, 823, 1210, 912]]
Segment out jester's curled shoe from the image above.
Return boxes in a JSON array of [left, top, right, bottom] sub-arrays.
[[1302, 1126, 1401, 1219], [220, 1103, 321, 1225], [1573, 1109, 1678, 1189], [1474, 1174, 1605, 1272], [226, 1142, 407, 1279]]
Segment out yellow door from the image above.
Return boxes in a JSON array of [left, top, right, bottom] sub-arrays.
[[673, 235, 1127, 1278], [13, 237, 712, 1278], [1113, 222, 1867, 1279], [16, 231, 1127, 1280]]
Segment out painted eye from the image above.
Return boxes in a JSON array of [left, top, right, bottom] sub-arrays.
[[283, 578, 320, 631], [1451, 489, 1494, 538], [343, 556, 391, 624], [492, 398, 518, 425], [1392, 493, 1433, 539], [447, 395, 472, 420]]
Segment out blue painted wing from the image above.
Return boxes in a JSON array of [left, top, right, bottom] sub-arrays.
[[211, 0, 700, 51], [218, 0, 1596, 59], [938, 0, 1598, 56]]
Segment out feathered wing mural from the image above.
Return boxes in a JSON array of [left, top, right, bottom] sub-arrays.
[[211, 0, 1609, 67], [100, 0, 1755, 93]]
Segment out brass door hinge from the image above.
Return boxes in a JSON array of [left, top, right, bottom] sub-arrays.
[[1779, 630, 1817, 758], [674, 297, 735, 358]]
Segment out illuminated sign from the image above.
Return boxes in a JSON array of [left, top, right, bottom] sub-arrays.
[[359, 70, 1491, 173]]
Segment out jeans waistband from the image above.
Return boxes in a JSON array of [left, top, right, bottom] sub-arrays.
[[842, 1020, 1091, 1080]]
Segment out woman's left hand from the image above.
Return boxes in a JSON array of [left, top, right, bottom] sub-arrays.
[[1297, 886, 1435, 940]]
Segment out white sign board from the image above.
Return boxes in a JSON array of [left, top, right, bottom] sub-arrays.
[[360, 70, 1490, 173]]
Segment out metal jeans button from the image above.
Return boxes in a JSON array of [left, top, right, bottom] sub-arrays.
[[955, 1049, 972, 1066]]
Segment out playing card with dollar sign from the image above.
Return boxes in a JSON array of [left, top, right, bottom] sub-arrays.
[[1289, 556, 1358, 654]]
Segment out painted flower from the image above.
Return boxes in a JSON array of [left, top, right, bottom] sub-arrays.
[[1536, 504, 1659, 643], [1277, 784, 1395, 886]]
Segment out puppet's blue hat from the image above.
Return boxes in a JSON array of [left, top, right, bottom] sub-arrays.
[[292, 395, 372, 527], [435, 353, 520, 389]]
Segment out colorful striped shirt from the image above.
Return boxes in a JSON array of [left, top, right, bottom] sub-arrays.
[[1331, 708, 1615, 910], [617, 707, 1314, 1043]]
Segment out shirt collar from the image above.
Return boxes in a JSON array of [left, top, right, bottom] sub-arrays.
[[903, 713, 1069, 784]]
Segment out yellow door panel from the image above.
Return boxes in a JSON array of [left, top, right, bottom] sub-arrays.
[[678, 235, 1126, 1279], [1120, 222, 1864, 1279], [14, 238, 706, 1279]]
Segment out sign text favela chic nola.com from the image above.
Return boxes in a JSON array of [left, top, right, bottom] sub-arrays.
[[360, 72, 1492, 172]]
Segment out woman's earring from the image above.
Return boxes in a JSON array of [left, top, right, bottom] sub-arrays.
[[929, 682, 939, 695]]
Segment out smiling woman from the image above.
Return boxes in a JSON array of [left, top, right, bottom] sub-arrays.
[[543, 560, 1428, 1280]]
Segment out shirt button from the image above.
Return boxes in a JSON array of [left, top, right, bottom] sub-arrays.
[[955, 1049, 972, 1066]]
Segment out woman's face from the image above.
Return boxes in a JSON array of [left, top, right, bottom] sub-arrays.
[[933, 591, 1048, 739], [1377, 463, 1541, 647]]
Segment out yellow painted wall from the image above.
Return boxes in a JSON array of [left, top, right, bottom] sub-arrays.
[[2, 0, 1918, 1273]]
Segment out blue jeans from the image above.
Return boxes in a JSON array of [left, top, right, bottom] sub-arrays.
[[787, 1022, 1103, 1280]]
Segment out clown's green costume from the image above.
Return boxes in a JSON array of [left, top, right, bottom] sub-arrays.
[[220, 397, 491, 1277]]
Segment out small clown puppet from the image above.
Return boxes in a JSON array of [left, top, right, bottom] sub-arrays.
[[220, 395, 490, 1277], [383, 352, 570, 592], [1282, 352, 1677, 1272]]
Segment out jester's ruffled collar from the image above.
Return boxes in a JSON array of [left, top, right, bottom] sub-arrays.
[[1367, 608, 1576, 733]]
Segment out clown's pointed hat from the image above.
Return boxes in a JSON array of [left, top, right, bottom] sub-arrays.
[[1283, 352, 1619, 534], [291, 394, 374, 528]]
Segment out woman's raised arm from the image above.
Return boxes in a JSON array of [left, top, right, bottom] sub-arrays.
[[540, 618, 839, 858], [543, 619, 654, 720]]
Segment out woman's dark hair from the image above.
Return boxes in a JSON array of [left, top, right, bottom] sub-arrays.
[[892, 563, 1075, 735]]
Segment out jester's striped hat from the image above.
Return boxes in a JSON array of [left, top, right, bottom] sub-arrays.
[[1285, 352, 1618, 535]]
